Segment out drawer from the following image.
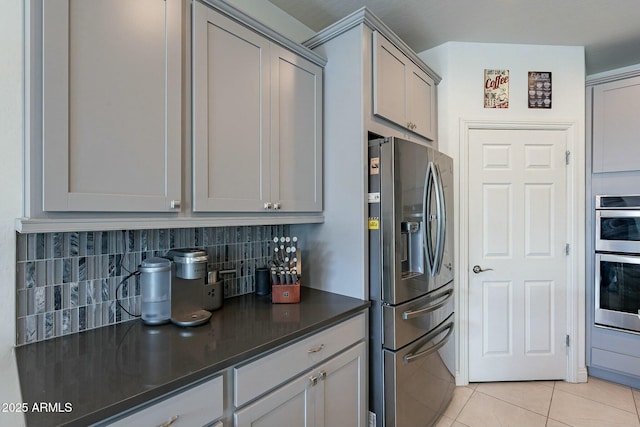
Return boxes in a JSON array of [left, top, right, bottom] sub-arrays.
[[383, 284, 453, 350], [106, 375, 223, 427], [234, 312, 366, 407]]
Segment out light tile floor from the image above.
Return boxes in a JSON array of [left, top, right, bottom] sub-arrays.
[[436, 377, 640, 427]]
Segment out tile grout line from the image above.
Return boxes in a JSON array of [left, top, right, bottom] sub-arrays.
[[545, 380, 557, 427], [453, 387, 476, 425], [552, 383, 639, 416], [472, 388, 551, 419]]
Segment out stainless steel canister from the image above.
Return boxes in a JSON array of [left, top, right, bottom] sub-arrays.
[[139, 257, 172, 325]]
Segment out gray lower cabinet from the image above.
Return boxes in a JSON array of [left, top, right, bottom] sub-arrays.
[[234, 342, 366, 427], [234, 313, 367, 427], [192, 1, 323, 213], [592, 75, 640, 173], [103, 375, 223, 427], [41, 0, 182, 212]]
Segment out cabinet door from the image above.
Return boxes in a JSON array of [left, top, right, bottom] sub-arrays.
[[235, 342, 366, 427], [234, 372, 318, 427], [372, 31, 408, 128], [42, 0, 181, 212], [593, 76, 640, 173], [407, 68, 436, 141], [316, 342, 367, 427], [192, 2, 270, 212], [270, 46, 323, 212], [107, 375, 223, 427]]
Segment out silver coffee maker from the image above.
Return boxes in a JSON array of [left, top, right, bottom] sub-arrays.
[[165, 249, 212, 327]]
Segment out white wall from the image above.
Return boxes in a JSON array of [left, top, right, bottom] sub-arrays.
[[0, 0, 26, 424], [420, 42, 585, 158], [419, 42, 587, 383]]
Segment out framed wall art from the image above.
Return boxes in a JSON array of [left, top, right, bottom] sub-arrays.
[[528, 71, 552, 109], [484, 69, 509, 108]]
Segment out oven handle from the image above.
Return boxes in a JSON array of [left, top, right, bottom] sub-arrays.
[[402, 288, 453, 320], [403, 321, 454, 364]]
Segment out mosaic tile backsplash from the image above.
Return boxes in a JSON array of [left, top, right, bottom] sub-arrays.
[[15, 225, 289, 345]]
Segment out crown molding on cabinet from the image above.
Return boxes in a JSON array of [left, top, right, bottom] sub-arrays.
[[198, 0, 327, 67], [586, 67, 640, 86], [303, 6, 441, 85]]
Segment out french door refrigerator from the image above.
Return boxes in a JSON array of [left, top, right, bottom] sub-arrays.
[[368, 136, 455, 427]]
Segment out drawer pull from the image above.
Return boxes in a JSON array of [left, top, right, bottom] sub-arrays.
[[307, 344, 324, 354], [158, 415, 179, 427], [402, 288, 453, 320]]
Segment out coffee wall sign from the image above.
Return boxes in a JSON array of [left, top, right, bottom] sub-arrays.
[[528, 71, 552, 109], [484, 69, 509, 108]]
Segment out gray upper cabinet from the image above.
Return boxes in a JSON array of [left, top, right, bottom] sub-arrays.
[[373, 31, 436, 141], [592, 75, 640, 173], [192, 2, 270, 213], [270, 46, 323, 212], [41, 0, 182, 212], [192, 2, 323, 213]]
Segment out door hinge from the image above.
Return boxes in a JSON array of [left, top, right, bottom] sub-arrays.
[[565, 243, 570, 255], [565, 334, 570, 347], [565, 150, 571, 165]]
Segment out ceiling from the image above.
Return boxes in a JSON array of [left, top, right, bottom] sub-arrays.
[[268, 0, 640, 76]]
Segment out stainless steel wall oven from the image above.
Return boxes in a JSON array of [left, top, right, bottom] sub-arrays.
[[595, 195, 640, 333]]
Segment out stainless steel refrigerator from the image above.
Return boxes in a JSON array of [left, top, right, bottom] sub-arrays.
[[368, 136, 455, 427]]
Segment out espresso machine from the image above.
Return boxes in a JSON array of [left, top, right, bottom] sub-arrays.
[[165, 249, 218, 327]]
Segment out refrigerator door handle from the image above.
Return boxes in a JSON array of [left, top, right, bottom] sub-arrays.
[[424, 161, 445, 276], [402, 288, 453, 320], [433, 162, 446, 275], [403, 321, 454, 364], [423, 162, 437, 276]]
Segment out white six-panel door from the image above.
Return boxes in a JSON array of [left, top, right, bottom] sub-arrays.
[[468, 127, 568, 381]]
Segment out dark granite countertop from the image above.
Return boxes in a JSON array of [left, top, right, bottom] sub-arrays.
[[15, 287, 369, 427]]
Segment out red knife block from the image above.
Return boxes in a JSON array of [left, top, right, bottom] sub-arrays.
[[271, 281, 300, 304]]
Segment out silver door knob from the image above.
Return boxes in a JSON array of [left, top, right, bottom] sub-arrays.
[[473, 265, 493, 274]]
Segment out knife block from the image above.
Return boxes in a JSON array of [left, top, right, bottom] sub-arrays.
[[271, 281, 300, 304]]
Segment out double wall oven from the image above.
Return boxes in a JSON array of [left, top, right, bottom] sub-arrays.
[[595, 195, 640, 333]]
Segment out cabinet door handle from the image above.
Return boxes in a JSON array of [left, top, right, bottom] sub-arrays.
[[158, 415, 179, 427], [273, 202, 281, 210], [264, 202, 273, 210], [318, 370, 327, 380], [307, 344, 324, 353], [309, 375, 318, 386], [170, 200, 181, 209]]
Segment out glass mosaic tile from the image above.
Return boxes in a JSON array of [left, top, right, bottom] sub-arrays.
[[15, 224, 288, 345]]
